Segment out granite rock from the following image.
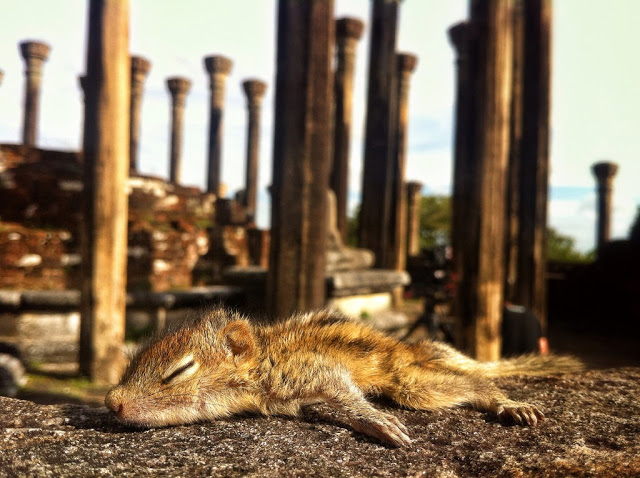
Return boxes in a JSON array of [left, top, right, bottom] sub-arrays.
[[1, 368, 639, 477]]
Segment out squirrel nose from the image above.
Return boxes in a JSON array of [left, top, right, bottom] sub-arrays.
[[105, 387, 125, 417]]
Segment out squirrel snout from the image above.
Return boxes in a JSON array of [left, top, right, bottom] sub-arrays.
[[105, 387, 126, 418]]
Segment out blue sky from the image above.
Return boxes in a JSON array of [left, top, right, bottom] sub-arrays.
[[1, 0, 638, 252]]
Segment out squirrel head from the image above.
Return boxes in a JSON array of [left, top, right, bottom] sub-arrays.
[[105, 309, 257, 427]]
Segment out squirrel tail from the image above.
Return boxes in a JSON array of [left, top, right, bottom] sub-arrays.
[[475, 354, 586, 377], [420, 341, 585, 377]]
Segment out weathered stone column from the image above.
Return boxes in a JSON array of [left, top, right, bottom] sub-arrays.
[[166, 76, 191, 184], [331, 17, 364, 241], [391, 52, 417, 274], [129, 55, 151, 172], [513, 0, 552, 329], [79, 0, 130, 384], [359, 0, 401, 268], [503, 1, 524, 304], [241, 79, 267, 221], [78, 75, 88, 153], [449, 21, 477, 303], [204, 55, 232, 196], [405, 181, 422, 257], [267, 0, 334, 318], [592, 161, 618, 251], [19, 41, 50, 147], [454, 0, 514, 361]]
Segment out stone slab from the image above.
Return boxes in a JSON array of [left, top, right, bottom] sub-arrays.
[[1, 368, 639, 476]]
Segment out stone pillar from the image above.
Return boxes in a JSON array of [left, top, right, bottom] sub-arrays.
[[166, 77, 191, 184], [359, 0, 401, 268], [129, 55, 151, 172], [78, 75, 88, 153], [79, 0, 130, 384], [19, 41, 50, 147], [503, 1, 524, 304], [267, 0, 334, 318], [204, 55, 232, 196], [241, 79, 267, 222], [449, 21, 477, 304], [331, 17, 364, 241], [391, 52, 417, 274], [513, 0, 552, 329], [454, 0, 514, 361], [405, 181, 422, 257], [592, 161, 618, 250]]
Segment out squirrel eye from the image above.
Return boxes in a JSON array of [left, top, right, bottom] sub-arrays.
[[161, 356, 199, 385]]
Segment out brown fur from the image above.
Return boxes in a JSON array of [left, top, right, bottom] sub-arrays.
[[105, 308, 583, 446]]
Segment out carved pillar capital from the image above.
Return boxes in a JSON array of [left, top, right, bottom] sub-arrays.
[[167, 76, 192, 109], [204, 55, 233, 109], [592, 161, 619, 188], [242, 79, 267, 109], [448, 21, 478, 62], [20, 41, 51, 63], [130, 55, 151, 93]]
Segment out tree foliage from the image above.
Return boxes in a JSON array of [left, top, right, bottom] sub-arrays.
[[418, 195, 451, 250], [545, 227, 594, 263], [347, 195, 593, 263]]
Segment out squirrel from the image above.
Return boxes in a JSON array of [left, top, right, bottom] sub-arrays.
[[105, 308, 584, 447]]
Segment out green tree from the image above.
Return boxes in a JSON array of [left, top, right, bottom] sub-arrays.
[[546, 227, 594, 263], [345, 196, 452, 252], [348, 196, 593, 263], [418, 195, 451, 250]]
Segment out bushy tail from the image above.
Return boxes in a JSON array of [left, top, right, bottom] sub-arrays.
[[423, 341, 585, 377], [476, 354, 585, 377]]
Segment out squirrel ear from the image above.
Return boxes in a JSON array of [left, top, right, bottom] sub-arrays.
[[221, 321, 255, 358]]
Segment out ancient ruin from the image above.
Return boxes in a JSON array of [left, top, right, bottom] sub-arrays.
[[19, 41, 50, 147], [241, 79, 267, 222], [592, 161, 619, 251], [331, 17, 364, 241], [79, 0, 131, 383], [129, 55, 151, 172], [0, 0, 637, 383], [166, 76, 191, 184], [204, 55, 232, 196], [359, 0, 401, 269]]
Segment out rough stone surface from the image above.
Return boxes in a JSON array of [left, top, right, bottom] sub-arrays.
[[2, 368, 638, 477]]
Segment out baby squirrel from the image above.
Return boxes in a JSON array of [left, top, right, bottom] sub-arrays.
[[105, 308, 583, 447]]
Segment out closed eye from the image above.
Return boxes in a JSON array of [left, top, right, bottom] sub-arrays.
[[161, 360, 197, 385]]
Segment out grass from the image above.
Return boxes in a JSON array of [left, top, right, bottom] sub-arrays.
[[16, 365, 111, 407]]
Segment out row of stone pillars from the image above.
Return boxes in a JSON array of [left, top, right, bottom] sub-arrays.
[[448, 0, 548, 360], [16, 41, 266, 209], [267, 0, 419, 317], [448, 0, 618, 359], [330, 2, 419, 275]]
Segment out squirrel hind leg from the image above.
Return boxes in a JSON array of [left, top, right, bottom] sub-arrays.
[[386, 366, 544, 426]]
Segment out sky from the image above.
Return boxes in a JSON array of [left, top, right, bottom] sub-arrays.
[[1, 0, 639, 252]]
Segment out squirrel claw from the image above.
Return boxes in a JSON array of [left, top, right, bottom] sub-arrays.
[[351, 411, 412, 447], [497, 401, 544, 427]]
